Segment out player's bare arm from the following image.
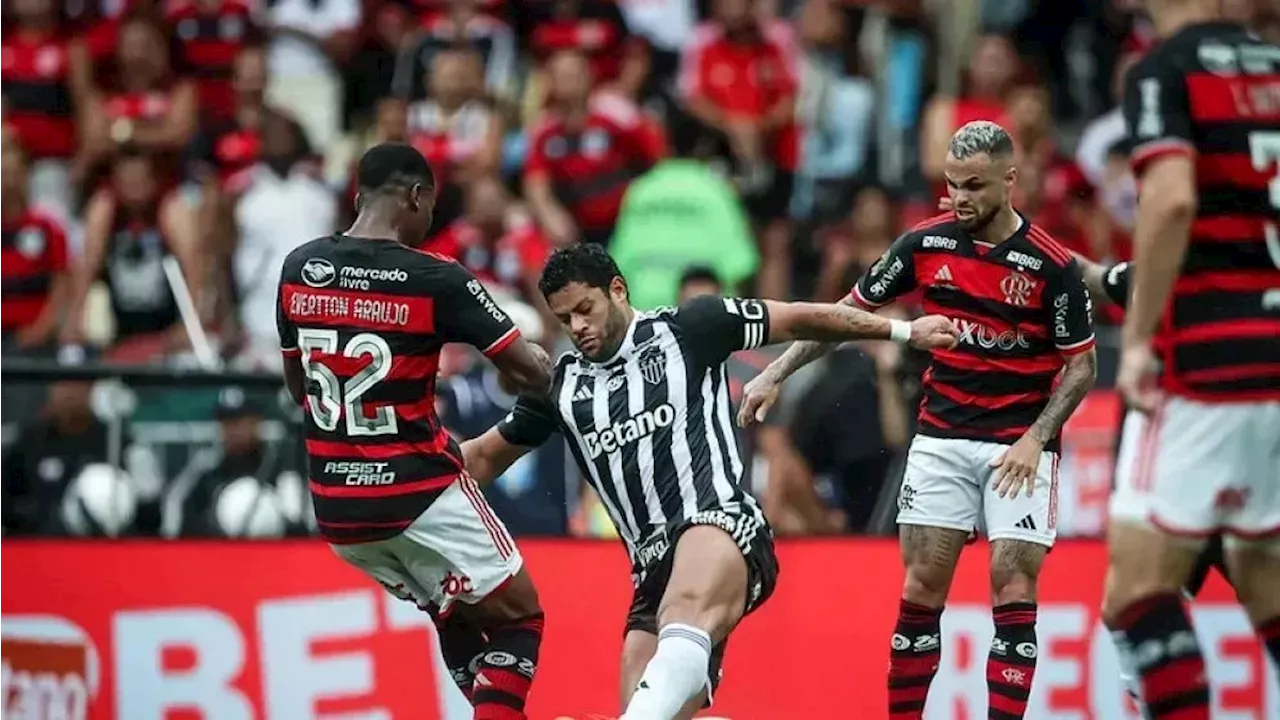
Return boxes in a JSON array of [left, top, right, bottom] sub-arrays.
[[282, 356, 306, 406], [1118, 154, 1197, 411], [734, 302, 844, 428], [762, 299, 957, 347], [991, 348, 1098, 498], [491, 340, 552, 396], [1073, 254, 1113, 305], [461, 428, 538, 486]]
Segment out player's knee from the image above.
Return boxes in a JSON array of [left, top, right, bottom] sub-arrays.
[[902, 565, 950, 607], [656, 585, 732, 635], [474, 569, 542, 622], [989, 568, 1037, 606], [989, 541, 1046, 605]]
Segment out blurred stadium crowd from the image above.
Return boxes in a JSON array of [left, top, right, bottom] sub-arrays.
[[4, 0, 1278, 541]]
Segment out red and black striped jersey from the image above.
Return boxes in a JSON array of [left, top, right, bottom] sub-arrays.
[[1, 32, 77, 159], [276, 234, 522, 544], [165, 0, 261, 120], [849, 213, 1096, 451], [1, 210, 68, 331], [1122, 21, 1280, 402]]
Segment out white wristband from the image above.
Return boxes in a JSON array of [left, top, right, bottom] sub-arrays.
[[889, 319, 912, 344]]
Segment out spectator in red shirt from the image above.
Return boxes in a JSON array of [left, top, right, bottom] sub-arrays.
[[407, 46, 502, 185], [524, 50, 666, 247], [1, 0, 95, 219], [1006, 84, 1102, 261], [1, 134, 70, 350], [522, 0, 649, 100], [165, 0, 263, 122], [428, 175, 553, 314], [918, 34, 1020, 191], [391, 0, 517, 104], [188, 46, 272, 269], [678, 0, 800, 300], [82, 13, 198, 178]]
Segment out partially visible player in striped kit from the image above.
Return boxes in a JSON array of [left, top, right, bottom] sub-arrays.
[[1080, 258, 1230, 715], [462, 243, 958, 720], [1108, 2, 1280, 715]]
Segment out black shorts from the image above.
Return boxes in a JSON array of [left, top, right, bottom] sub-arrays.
[[741, 167, 794, 224], [623, 505, 779, 700]]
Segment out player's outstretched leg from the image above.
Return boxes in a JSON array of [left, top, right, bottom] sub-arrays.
[[1223, 538, 1280, 678], [890, 525, 967, 720], [986, 540, 1047, 720], [1103, 523, 1210, 719], [468, 568, 544, 720], [620, 526, 749, 720], [434, 610, 488, 703]]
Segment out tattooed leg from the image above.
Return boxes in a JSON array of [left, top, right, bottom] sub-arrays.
[[989, 539, 1047, 606], [986, 540, 1049, 718], [889, 524, 967, 719], [900, 524, 969, 607]]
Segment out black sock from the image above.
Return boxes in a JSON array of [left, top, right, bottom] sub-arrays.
[[1115, 593, 1210, 719], [1258, 616, 1280, 676], [987, 602, 1039, 719], [887, 599, 943, 719], [472, 612, 543, 720], [435, 612, 488, 701]]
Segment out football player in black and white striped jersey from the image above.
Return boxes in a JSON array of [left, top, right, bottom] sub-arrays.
[[462, 243, 958, 720]]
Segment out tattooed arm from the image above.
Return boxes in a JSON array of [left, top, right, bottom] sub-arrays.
[[765, 300, 957, 347], [1027, 349, 1098, 445], [736, 296, 959, 426]]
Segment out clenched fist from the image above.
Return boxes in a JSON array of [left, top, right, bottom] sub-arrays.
[[908, 315, 959, 350]]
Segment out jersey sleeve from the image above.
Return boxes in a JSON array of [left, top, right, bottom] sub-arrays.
[[849, 231, 918, 309], [433, 259, 521, 357], [276, 271, 299, 358], [1101, 261, 1131, 308], [1122, 52, 1195, 176], [1048, 261, 1096, 356], [673, 295, 771, 366], [496, 394, 560, 447]]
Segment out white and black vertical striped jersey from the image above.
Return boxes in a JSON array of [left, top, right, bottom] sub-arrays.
[[497, 295, 771, 566]]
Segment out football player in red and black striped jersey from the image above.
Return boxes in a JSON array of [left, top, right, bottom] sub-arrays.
[[276, 143, 552, 719], [1105, 1, 1280, 716], [741, 120, 1098, 720]]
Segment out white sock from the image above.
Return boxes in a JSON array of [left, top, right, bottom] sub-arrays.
[[1111, 629, 1150, 717], [620, 623, 712, 720]]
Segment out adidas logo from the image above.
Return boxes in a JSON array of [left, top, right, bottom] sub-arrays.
[[571, 385, 594, 402], [934, 264, 954, 284], [1015, 515, 1037, 531]]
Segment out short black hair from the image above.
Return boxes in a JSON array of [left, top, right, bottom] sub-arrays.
[[678, 265, 721, 290], [356, 142, 435, 195], [538, 243, 625, 298]]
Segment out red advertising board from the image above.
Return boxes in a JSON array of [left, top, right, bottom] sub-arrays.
[[2, 539, 1274, 719]]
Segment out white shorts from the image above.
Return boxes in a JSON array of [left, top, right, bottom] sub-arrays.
[[331, 475, 523, 615], [897, 435, 1059, 547], [1110, 398, 1280, 538]]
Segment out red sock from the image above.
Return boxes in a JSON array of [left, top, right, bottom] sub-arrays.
[[1115, 594, 1210, 719], [473, 613, 543, 720], [888, 599, 943, 720], [987, 602, 1039, 719]]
